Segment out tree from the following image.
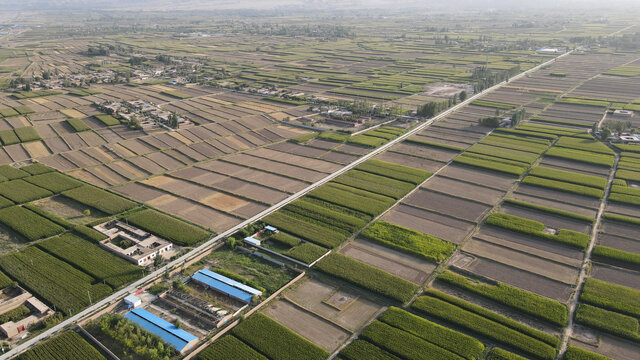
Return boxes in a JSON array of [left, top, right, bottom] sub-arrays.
[[591, 122, 599, 134], [226, 237, 237, 249], [459, 90, 467, 101], [600, 127, 611, 140], [167, 113, 179, 129], [478, 116, 500, 127]]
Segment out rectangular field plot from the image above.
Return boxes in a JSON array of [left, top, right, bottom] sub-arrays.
[[197, 160, 309, 193], [423, 176, 506, 205], [514, 184, 601, 210], [375, 151, 445, 172], [382, 204, 475, 244], [500, 203, 592, 234], [403, 189, 491, 222], [340, 238, 437, 284], [438, 164, 518, 190]]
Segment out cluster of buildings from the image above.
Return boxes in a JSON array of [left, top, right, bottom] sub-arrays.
[[93, 220, 174, 266], [96, 100, 193, 130], [0, 286, 53, 339]]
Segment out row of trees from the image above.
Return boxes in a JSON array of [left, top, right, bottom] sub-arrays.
[[472, 65, 521, 93], [416, 91, 466, 118]]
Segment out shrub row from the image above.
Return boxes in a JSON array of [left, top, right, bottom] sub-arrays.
[[404, 138, 464, 152], [454, 154, 527, 176], [592, 246, 640, 271], [421, 289, 560, 346], [522, 176, 604, 199], [308, 183, 395, 217], [0, 206, 65, 241], [360, 221, 455, 263], [18, 330, 106, 360], [0, 179, 53, 203], [438, 271, 568, 326], [529, 166, 607, 189], [379, 307, 484, 360], [467, 143, 540, 164], [355, 159, 432, 185], [564, 346, 613, 360], [487, 348, 529, 360], [608, 192, 640, 206], [284, 198, 367, 233], [0, 247, 111, 315], [503, 199, 593, 223], [615, 169, 640, 182], [232, 313, 328, 360], [263, 212, 346, 248], [574, 304, 640, 341], [315, 253, 418, 303], [545, 147, 614, 167], [62, 185, 137, 215], [580, 278, 640, 318], [198, 335, 268, 360], [333, 170, 414, 199], [412, 293, 557, 360], [555, 136, 614, 155], [24, 172, 83, 194], [485, 213, 589, 249], [359, 321, 466, 360], [125, 209, 211, 246], [269, 232, 301, 247], [286, 242, 327, 264], [38, 234, 143, 289]]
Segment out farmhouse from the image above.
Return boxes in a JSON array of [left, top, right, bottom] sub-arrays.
[[0, 287, 53, 339], [191, 269, 262, 304], [94, 220, 173, 266], [124, 308, 198, 354]]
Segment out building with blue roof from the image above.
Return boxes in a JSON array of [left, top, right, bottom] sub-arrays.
[[124, 308, 198, 354], [191, 269, 261, 304]]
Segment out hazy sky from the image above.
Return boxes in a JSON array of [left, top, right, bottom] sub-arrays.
[[0, 0, 638, 11]]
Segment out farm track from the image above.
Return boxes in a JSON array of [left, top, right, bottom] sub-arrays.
[[557, 151, 620, 358], [0, 49, 574, 360]]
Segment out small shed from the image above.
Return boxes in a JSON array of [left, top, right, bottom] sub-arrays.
[[264, 225, 278, 233], [244, 236, 261, 247], [124, 294, 142, 308]]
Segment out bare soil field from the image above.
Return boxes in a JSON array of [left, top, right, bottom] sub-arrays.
[[376, 151, 445, 172], [268, 142, 330, 159], [572, 333, 640, 360], [263, 300, 353, 352], [388, 142, 458, 162], [410, 134, 470, 149], [460, 257, 574, 302], [509, 193, 598, 218], [250, 148, 342, 173], [284, 278, 383, 332], [605, 203, 640, 220], [539, 157, 611, 177], [198, 160, 309, 192], [477, 227, 584, 262], [424, 177, 505, 205], [597, 233, 640, 254], [382, 204, 474, 244], [515, 184, 601, 209], [590, 264, 640, 291], [223, 154, 326, 182], [438, 164, 517, 190], [404, 189, 491, 222], [320, 151, 359, 165], [345, 238, 437, 284]]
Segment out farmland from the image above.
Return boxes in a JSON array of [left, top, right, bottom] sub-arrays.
[[0, 3, 639, 360]]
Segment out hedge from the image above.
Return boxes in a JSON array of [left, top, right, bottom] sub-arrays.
[[580, 278, 640, 318], [522, 176, 604, 199], [333, 170, 414, 199], [485, 213, 589, 249], [232, 313, 328, 360], [339, 339, 401, 360], [62, 185, 137, 215], [315, 253, 418, 303], [564, 347, 613, 360], [286, 242, 327, 264], [0, 180, 52, 203], [608, 192, 640, 206], [412, 294, 557, 360], [0, 130, 20, 145], [308, 183, 395, 217], [421, 290, 559, 347], [503, 199, 593, 223], [125, 209, 211, 246], [592, 246, 640, 270], [487, 348, 530, 360], [379, 307, 484, 360], [14, 126, 41, 142], [24, 172, 83, 193], [38, 234, 143, 289], [20, 163, 54, 175], [18, 330, 106, 360], [574, 304, 640, 341], [355, 159, 432, 185], [263, 211, 346, 248], [198, 335, 268, 360], [360, 321, 466, 360], [438, 271, 568, 327], [529, 166, 607, 189], [360, 221, 456, 263], [0, 165, 30, 180], [610, 184, 640, 197], [0, 206, 65, 241]]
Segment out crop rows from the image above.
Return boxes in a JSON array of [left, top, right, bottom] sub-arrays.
[[308, 183, 395, 217], [125, 209, 211, 245], [522, 176, 604, 198], [580, 278, 640, 318], [485, 213, 589, 249], [528, 166, 607, 189], [198, 335, 267, 360], [263, 211, 345, 248], [0, 180, 53, 203], [333, 170, 414, 199], [62, 185, 137, 215], [0, 206, 65, 241], [24, 172, 83, 193], [545, 147, 614, 167], [574, 304, 640, 341], [355, 159, 432, 184], [283, 198, 367, 233], [18, 330, 106, 360]]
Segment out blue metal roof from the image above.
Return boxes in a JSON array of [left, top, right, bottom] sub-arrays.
[[199, 269, 262, 296], [192, 271, 253, 303], [124, 308, 197, 352]]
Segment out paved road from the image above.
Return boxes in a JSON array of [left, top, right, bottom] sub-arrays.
[[1, 49, 573, 359]]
